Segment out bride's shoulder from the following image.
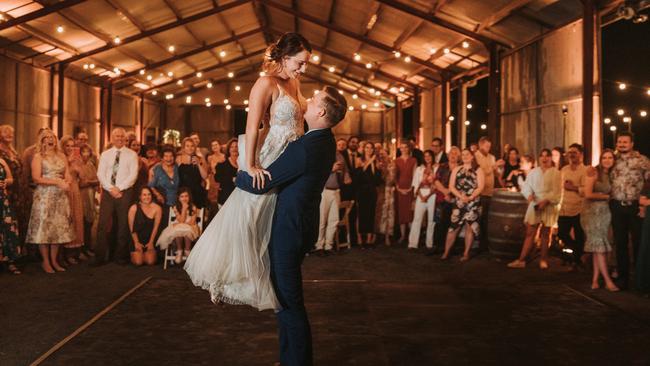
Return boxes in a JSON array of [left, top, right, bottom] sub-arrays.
[[253, 75, 278, 91]]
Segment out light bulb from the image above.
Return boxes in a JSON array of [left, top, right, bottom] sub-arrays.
[[399, 86, 405, 92], [186, 96, 192, 103], [404, 56, 411, 63], [610, 125, 617, 131], [467, 103, 473, 109], [57, 26, 64, 33], [462, 41, 469, 49], [623, 116, 632, 123], [352, 94, 358, 99], [480, 124, 487, 130], [206, 102, 212, 107], [640, 110, 647, 117], [139, 69, 145, 75], [354, 53, 361, 61], [617, 109, 624, 116], [244, 99, 249, 105], [312, 55, 320, 62], [205, 98, 210, 102], [176, 80, 183, 85], [146, 74, 152, 81], [328, 66, 335, 73], [429, 48, 437, 54], [167, 71, 174, 77], [207, 82, 213, 88], [228, 72, 234, 78], [83, 64, 89, 70], [374, 102, 379, 107], [618, 83, 626, 90], [464, 120, 470, 126], [196, 72, 203, 78], [235, 85, 241, 91], [604, 118, 611, 124], [394, 51, 401, 58], [245, 107, 249, 112], [168, 45, 175, 52], [259, 71, 266, 77], [226, 104, 232, 110], [223, 98, 229, 104], [338, 90, 343, 95], [375, 91, 381, 96], [369, 88, 375, 94], [448, 116, 455, 121], [166, 94, 173, 100], [113, 36, 121, 44], [219, 50, 227, 57], [443, 48, 450, 54], [89, 64, 95, 69], [313, 90, 319, 95], [151, 90, 158, 96], [348, 106, 354, 111], [365, 63, 372, 69], [361, 104, 367, 110]]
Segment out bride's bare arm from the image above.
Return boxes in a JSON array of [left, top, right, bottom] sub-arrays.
[[245, 76, 276, 189]]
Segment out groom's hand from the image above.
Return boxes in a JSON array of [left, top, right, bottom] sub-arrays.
[[248, 166, 272, 190]]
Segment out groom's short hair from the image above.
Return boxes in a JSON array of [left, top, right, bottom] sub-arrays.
[[321, 86, 347, 126]]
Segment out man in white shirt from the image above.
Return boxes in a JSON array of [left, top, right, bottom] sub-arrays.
[[90, 128, 139, 266]]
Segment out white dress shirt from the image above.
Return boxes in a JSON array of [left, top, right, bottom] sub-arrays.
[[97, 146, 139, 191]]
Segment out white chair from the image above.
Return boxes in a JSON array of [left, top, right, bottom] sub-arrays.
[[163, 207, 205, 270]]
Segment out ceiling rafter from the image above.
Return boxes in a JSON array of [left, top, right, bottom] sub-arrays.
[[262, 0, 444, 79], [322, 0, 337, 49], [173, 63, 261, 99], [310, 61, 408, 99], [476, 0, 535, 33], [340, 2, 381, 79], [252, 0, 274, 44], [53, 0, 250, 66], [0, 0, 87, 32], [212, 0, 254, 68]]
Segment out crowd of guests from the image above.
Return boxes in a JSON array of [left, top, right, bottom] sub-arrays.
[[1, 123, 649, 295], [0, 125, 241, 273], [316, 132, 650, 293]]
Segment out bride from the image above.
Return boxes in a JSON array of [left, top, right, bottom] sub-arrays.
[[184, 33, 312, 311]]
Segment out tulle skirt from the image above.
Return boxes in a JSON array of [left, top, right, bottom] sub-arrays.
[[184, 186, 280, 311], [156, 223, 199, 250]]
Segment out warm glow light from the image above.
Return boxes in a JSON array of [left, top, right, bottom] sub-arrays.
[[640, 110, 647, 117], [204, 98, 210, 102], [228, 72, 234, 78], [186, 96, 192, 103], [177, 80, 183, 85], [399, 86, 405, 93], [244, 99, 249, 105], [443, 48, 450, 54], [429, 48, 437, 54], [348, 106, 354, 111], [464, 120, 470, 126], [623, 116, 632, 123], [352, 94, 358, 99], [448, 116, 455, 121], [610, 125, 617, 131], [390, 87, 398, 93], [235, 85, 241, 91], [618, 83, 627, 90], [480, 124, 487, 130], [375, 91, 381, 96], [206, 102, 212, 107], [139, 69, 145, 75], [467, 103, 473, 109], [462, 41, 469, 49], [369, 88, 375, 94], [146, 74, 152, 81], [113, 67, 121, 75], [225, 105, 232, 110], [245, 107, 249, 112], [361, 104, 367, 110], [259, 71, 266, 77], [394, 51, 401, 58], [219, 50, 227, 57], [57, 25, 64, 33], [89, 64, 95, 69], [313, 90, 319, 95], [113, 36, 121, 44], [328, 66, 335, 73], [617, 109, 624, 116], [354, 53, 361, 61], [167, 71, 174, 77], [338, 90, 343, 95], [404, 56, 411, 63], [83, 64, 89, 70], [374, 102, 380, 107], [312, 55, 320, 62], [168, 45, 175, 52], [365, 63, 372, 69], [647, 89, 650, 96], [206, 82, 213, 89], [196, 72, 203, 78], [151, 90, 158, 96], [223, 99, 229, 104], [165, 94, 173, 100], [604, 117, 611, 124]]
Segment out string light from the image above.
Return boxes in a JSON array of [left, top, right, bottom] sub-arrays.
[[480, 124, 487, 130], [338, 90, 343, 95], [464, 120, 471, 126], [223, 98, 229, 104], [375, 91, 381, 96], [196, 72, 203, 78], [399, 86, 405, 93], [205, 98, 211, 103], [361, 104, 367, 110], [83, 64, 89, 70], [235, 85, 241, 91], [244, 99, 249, 105], [311, 55, 320, 62], [146, 74, 152, 80], [89, 63, 95, 69], [448, 116, 455, 121], [259, 71, 266, 77], [228, 72, 235, 78], [176, 80, 183, 85], [623, 116, 632, 123], [610, 125, 617, 131], [374, 102, 380, 107], [462, 41, 470, 49], [151, 90, 158, 96], [443, 48, 450, 54], [219, 50, 227, 57], [604, 117, 611, 124], [352, 94, 358, 99], [369, 88, 375, 94], [206, 102, 211, 107], [618, 82, 627, 90], [245, 107, 249, 112], [165, 94, 173, 100], [226, 104, 232, 110], [429, 48, 437, 54], [167, 71, 174, 77], [168, 45, 175, 52], [207, 82, 213, 88], [390, 87, 398, 93], [467, 103, 473, 109], [348, 106, 354, 111], [404, 56, 411, 63], [139, 69, 145, 75], [186, 96, 192, 103], [365, 63, 372, 69], [394, 51, 401, 58], [113, 36, 121, 44], [617, 108, 624, 116], [354, 53, 361, 61], [56, 25, 64, 33], [328, 66, 335, 73], [641, 110, 647, 117]]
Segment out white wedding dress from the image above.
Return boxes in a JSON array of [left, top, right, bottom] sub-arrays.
[[184, 82, 305, 311]]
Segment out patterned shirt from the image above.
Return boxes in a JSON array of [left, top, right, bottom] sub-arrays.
[[610, 151, 650, 201]]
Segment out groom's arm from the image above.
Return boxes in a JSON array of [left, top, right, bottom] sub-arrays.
[[236, 141, 306, 194]]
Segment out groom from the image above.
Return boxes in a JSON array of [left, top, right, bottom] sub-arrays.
[[236, 86, 348, 366]]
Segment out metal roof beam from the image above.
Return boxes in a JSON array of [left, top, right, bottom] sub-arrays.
[[0, 0, 86, 32]]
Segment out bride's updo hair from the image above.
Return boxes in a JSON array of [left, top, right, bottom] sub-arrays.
[[263, 33, 312, 73]]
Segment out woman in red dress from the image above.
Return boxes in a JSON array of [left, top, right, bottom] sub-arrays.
[[395, 142, 417, 244]]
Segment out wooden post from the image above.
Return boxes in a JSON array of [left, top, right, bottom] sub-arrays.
[[412, 87, 421, 147], [582, 0, 595, 164], [99, 86, 105, 149], [458, 84, 467, 149], [396, 99, 403, 146], [487, 42, 501, 155], [56, 63, 66, 136], [49, 65, 55, 130], [139, 93, 145, 141], [106, 83, 113, 145], [441, 78, 450, 150]]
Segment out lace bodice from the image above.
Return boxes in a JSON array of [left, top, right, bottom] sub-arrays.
[[41, 156, 66, 179], [239, 82, 305, 170]]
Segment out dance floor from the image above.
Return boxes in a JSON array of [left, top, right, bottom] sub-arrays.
[[3, 245, 650, 365]]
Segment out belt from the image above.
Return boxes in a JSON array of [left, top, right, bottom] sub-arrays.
[[325, 187, 340, 191], [613, 199, 636, 206]]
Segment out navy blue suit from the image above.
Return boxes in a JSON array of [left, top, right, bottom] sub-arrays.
[[236, 128, 336, 366]]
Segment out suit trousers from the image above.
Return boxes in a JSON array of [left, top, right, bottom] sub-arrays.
[[557, 214, 585, 265], [408, 190, 436, 249], [316, 189, 339, 250], [610, 200, 643, 286], [94, 188, 134, 262]]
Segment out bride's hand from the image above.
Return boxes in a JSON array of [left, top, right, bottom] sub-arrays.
[[248, 166, 272, 190]]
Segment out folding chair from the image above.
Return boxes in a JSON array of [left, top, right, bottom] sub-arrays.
[[335, 200, 355, 251], [163, 207, 205, 269]]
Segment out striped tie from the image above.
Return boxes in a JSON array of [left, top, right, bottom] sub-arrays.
[[111, 150, 121, 185]]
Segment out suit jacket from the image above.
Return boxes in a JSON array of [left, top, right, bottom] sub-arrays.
[[436, 151, 449, 165], [236, 128, 336, 252], [339, 149, 358, 200]]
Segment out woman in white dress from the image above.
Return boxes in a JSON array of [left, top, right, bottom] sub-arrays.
[[508, 149, 561, 270], [184, 33, 311, 311]]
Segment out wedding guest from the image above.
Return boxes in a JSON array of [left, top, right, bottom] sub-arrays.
[[341, 136, 360, 245], [156, 188, 200, 264], [501, 143, 512, 161], [189, 132, 209, 159], [74, 129, 98, 166], [558, 143, 587, 270], [610, 132, 650, 289], [315, 139, 349, 254], [375, 145, 395, 246], [407, 136, 424, 165], [177, 137, 208, 209], [432, 147, 461, 252], [580, 150, 619, 291], [92, 128, 139, 266], [129, 139, 149, 195], [0, 125, 26, 247], [552, 147, 566, 169], [26, 129, 74, 273], [497, 147, 521, 188], [508, 149, 560, 270], [408, 150, 437, 252], [431, 137, 448, 165], [469, 143, 478, 154], [635, 183, 650, 295], [60, 136, 86, 263], [78, 144, 98, 255], [354, 142, 383, 247], [395, 142, 417, 244], [474, 136, 496, 252], [206, 139, 226, 221], [128, 187, 162, 266], [441, 148, 485, 262], [0, 156, 20, 274], [149, 146, 179, 228], [214, 138, 239, 205], [143, 144, 161, 171]]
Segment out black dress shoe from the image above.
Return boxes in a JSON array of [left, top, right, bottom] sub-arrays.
[[89, 259, 106, 267], [323, 249, 333, 256]]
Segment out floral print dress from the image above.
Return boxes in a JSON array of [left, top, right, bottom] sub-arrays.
[[0, 163, 19, 261], [449, 166, 482, 236]]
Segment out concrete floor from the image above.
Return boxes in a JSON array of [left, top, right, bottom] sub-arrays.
[[2, 245, 650, 366]]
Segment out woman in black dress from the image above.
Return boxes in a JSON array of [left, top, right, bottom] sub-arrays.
[[214, 138, 239, 205], [128, 187, 162, 266], [355, 142, 383, 247], [177, 137, 208, 208]]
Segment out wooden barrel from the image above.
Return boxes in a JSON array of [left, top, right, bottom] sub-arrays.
[[487, 189, 528, 258]]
